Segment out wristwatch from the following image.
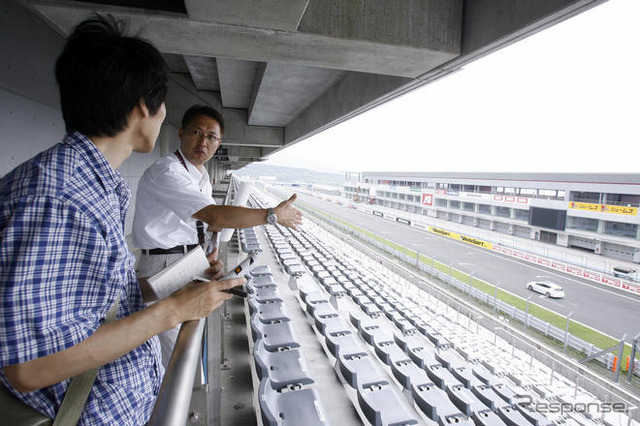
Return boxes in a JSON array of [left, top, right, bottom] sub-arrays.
[[266, 208, 277, 225]]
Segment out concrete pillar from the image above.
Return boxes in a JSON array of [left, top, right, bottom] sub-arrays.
[[557, 233, 569, 247]]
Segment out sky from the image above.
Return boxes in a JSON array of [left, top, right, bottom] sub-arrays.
[[261, 0, 639, 175]]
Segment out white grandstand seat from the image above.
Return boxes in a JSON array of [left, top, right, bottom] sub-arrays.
[[250, 274, 277, 288], [258, 378, 329, 426], [305, 299, 336, 318], [515, 403, 553, 426], [313, 313, 349, 336], [390, 358, 430, 389], [425, 363, 463, 390], [407, 345, 439, 370], [393, 331, 428, 353], [492, 383, 525, 405], [251, 287, 283, 304], [324, 330, 366, 358], [451, 364, 485, 388], [472, 385, 510, 411], [446, 384, 491, 416], [298, 288, 327, 306], [497, 405, 535, 426], [337, 353, 388, 389], [250, 315, 300, 352], [435, 348, 467, 370], [283, 262, 305, 276], [472, 409, 509, 426], [372, 338, 410, 366], [411, 381, 471, 424], [248, 298, 289, 323], [471, 362, 501, 386], [357, 385, 420, 426], [253, 340, 314, 390], [250, 265, 272, 277], [360, 324, 386, 345]]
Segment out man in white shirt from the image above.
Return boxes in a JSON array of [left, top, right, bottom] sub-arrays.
[[132, 104, 302, 366]]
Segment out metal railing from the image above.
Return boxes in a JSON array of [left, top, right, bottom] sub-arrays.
[[148, 319, 206, 426], [147, 177, 239, 426]]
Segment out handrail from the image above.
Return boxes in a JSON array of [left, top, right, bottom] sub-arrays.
[[148, 318, 205, 426]]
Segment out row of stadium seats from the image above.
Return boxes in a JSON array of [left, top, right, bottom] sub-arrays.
[[263, 222, 563, 426], [239, 192, 627, 426], [244, 262, 330, 425]]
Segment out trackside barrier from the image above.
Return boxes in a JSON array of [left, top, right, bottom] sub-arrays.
[[293, 200, 639, 379], [346, 201, 640, 289]]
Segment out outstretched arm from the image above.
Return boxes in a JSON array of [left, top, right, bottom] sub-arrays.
[[192, 193, 303, 231]]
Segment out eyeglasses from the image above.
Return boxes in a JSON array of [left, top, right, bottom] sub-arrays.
[[185, 127, 222, 144]]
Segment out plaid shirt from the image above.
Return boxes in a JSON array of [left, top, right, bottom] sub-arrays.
[[0, 132, 163, 425]]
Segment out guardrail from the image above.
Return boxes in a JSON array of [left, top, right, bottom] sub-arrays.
[[148, 319, 206, 426]]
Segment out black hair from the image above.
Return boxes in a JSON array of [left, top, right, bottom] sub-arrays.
[[55, 14, 168, 137], [181, 105, 225, 134]]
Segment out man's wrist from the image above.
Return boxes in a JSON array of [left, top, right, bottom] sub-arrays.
[[266, 208, 277, 225]]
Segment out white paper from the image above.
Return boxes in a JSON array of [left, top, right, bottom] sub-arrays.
[[146, 246, 210, 299]]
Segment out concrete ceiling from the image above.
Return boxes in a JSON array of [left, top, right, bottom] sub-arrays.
[[23, 0, 606, 171]]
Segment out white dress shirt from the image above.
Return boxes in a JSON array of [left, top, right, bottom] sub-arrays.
[[132, 149, 215, 249]]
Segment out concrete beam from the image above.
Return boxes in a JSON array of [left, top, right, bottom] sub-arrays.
[[248, 62, 344, 126], [184, 0, 309, 31], [217, 58, 258, 109], [27, 1, 461, 78], [220, 109, 284, 148], [165, 74, 222, 128], [183, 55, 219, 91], [165, 78, 283, 149], [298, 0, 462, 52]]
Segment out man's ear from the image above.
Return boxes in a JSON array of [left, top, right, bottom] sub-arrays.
[[137, 98, 151, 118]]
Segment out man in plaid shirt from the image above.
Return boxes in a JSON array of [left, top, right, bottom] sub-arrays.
[[0, 15, 244, 425]]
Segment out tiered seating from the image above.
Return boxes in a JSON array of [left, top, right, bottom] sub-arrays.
[[270, 225, 531, 426], [245, 264, 329, 426], [265, 226, 306, 287], [245, 191, 624, 426], [239, 227, 262, 254]]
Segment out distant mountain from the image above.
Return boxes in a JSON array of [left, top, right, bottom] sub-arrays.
[[236, 163, 344, 187]]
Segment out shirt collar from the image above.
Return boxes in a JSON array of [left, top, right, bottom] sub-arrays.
[[62, 131, 126, 192], [177, 148, 209, 182]]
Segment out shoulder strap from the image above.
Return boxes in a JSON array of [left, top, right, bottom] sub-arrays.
[[52, 296, 120, 426]]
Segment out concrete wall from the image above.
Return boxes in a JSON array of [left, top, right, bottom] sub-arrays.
[[0, 0, 184, 237]]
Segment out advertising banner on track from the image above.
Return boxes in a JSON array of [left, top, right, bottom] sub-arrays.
[[428, 227, 493, 250]]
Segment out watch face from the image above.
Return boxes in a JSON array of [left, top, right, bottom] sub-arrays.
[[267, 209, 277, 224]]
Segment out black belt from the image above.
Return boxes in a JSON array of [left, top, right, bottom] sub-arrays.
[[141, 244, 198, 255]]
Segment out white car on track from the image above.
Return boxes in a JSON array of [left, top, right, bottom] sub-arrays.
[[526, 281, 565, 298]]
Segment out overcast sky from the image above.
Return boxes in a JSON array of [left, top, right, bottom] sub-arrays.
[[260, 0, 639, 175]]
